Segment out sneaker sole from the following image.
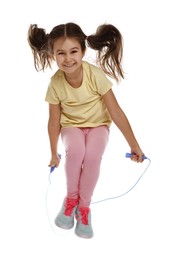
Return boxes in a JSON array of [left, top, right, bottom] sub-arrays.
[[75, 230, 93, 239], [55, 220, 74, 230]]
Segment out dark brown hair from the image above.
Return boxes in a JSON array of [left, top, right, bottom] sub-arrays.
[[28, 22, 124, 82]]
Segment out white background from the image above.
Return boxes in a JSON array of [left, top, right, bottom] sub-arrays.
[[0, 0, 169, 259]]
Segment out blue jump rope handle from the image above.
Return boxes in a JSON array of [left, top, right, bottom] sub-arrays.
[[50, 154, 62, 173], [125, 153, 147, 160]]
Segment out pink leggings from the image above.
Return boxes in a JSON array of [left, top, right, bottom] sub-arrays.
[[61, 126, 109, 207]]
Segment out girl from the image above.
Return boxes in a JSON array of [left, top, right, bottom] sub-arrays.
[[28, 22, 144, 239]]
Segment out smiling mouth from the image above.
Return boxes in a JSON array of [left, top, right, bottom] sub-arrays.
[[63, 63, 75, 67]]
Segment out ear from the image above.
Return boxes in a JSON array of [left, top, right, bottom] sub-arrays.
[[50, 53, 56, 61], [82, 48, 86, 58]]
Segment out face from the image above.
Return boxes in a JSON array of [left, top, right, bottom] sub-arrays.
[[53, 37, 85, 75]]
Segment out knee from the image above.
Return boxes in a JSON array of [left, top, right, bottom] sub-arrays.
[[66, 145, 85, 161], [84, 151, 102, 165]]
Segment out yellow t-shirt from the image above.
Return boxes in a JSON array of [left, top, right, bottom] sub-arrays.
[[45, 61, 112, 128]]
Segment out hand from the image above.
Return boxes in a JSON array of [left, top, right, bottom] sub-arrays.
[[130, 148, 145, 163], [48, 154, 61, 168]]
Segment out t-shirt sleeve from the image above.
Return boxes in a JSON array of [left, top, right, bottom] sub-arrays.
[[45, 80, 60, 104], [94, 67, 113, 96]]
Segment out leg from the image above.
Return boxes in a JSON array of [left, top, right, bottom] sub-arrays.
[[55, 127, 85, 230], [61, 127, 86, 199], [79, 126, 109, 207]]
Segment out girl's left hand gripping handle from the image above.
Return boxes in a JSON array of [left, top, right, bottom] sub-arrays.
[[50, 154, 62, 173], [125, 153, 147, 160]]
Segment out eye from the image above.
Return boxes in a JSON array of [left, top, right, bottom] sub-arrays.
[[58, 52, 65, 55], [71, 50, 78, 54]]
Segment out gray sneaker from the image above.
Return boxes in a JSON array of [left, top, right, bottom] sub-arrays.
[[75, 207, 94, 238], [54, 197, 78, 229]]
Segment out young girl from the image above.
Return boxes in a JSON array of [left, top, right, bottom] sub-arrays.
[[28, 22, 145, 239]]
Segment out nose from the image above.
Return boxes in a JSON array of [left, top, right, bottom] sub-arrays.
[[65, 53, 71, 62]]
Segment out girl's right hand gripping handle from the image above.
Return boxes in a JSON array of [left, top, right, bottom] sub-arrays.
[[125, 153, 147, 160], [50, 153, 62, 173]]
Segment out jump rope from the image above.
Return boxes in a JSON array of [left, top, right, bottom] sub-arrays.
[[46, 152, 151, 234]]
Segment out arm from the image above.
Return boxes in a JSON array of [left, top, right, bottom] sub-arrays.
[[103, 89, 144, 162], [48, 103, 61, 167]]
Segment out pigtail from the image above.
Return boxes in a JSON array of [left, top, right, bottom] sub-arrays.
[[27, 24, 52, 71], [87, 24, 124, 82]]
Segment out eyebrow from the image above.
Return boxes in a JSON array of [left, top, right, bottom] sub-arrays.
[[56, 47, 79, 53]]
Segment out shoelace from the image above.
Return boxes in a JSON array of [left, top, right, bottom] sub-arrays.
[[64, 198, 78, 216], [76, 207, 90, 225]]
